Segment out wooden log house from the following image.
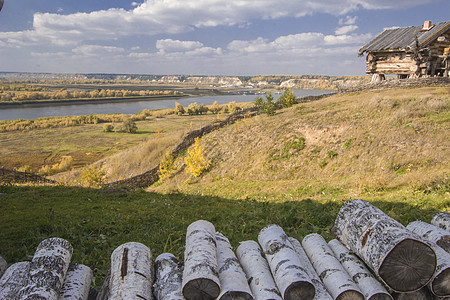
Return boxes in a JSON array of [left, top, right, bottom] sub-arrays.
[[359, 21, 450, 82]]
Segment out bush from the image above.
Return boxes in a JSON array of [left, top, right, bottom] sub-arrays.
[[262, 93, 276, 116], [103, 124, 114, 132], [327, 150, 338, 159], [79, 166, 106, 187], [120, 118, 138, 133], [158, 151, 175, 181], [185, 137, 211, 177], [174, 102, 185, 115], [278, 89, 296, 108]]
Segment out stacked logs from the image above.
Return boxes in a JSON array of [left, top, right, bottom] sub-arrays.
[[0, 202, 448, 300]]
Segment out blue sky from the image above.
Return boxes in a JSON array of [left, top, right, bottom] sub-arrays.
[[0, 0, 448, 76]]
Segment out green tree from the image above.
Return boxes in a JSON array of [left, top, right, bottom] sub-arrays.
[[262, 93, 276, 116], [185, 137, 211, 177], [278, 88, 296, 108]]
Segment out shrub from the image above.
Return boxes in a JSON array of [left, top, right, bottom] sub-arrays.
[[158, 151, 175, 181], [184, 137, 211, 177], [327, 150, 338, 159], [210, 101, 221, 114], [17, 165, 33, 173], [103, 124, 114, 132], [174, 102, 185, 115], [262, 93, 276, 116], [79, 166, 106, 187], [278, 89, 296, 108], [187, 102, 200, 115], [120, 118, 138, 133], [228, 101, 237, 113]]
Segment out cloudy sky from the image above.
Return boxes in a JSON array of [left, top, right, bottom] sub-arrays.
[[0, 0, 448, 76]]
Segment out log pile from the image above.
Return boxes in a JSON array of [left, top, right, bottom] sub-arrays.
[[0, 201, 448, 300]]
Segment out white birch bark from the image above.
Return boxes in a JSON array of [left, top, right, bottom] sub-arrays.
[[432, 212, 450, 232], [328, 239, 393, 300], [258, 225, 315, 300], [216, 233, 253, 300], [302, 234, 364, 300], [288, 237, 332, 300], [407, 221, 450, 253], [20, 237, 73, 300], [109, 242, 153, 300], [334, 199, 437, 292], [182, 220, 220, 300], [236, 240, 282, 300], [154, 253, 183, 300], [0, 261, 30, 300], [58, 264, 93, 300], [392, 288, 433, 300], [0, 256, 6, 279], [428, 244, 450, 297]]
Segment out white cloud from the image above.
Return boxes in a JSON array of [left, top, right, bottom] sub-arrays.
[[72, 45, 125, 56], [339, 16, 358, 25], [0, 0, 437, 48], [156, 39, 204, 53], [335, 25, 358, 35]]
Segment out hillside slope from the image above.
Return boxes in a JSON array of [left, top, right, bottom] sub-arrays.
[[151, 87, 449, 201]]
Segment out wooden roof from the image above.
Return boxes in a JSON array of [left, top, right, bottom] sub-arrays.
[[359, 21, 450, 56]]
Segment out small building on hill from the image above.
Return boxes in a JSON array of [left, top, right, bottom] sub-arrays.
[[359, 21, 450, 81]]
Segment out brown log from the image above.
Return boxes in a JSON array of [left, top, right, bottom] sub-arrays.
[[334, 199, 436, 293]]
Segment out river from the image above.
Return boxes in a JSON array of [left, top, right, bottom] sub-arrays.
[[0, 89, 332, 121]]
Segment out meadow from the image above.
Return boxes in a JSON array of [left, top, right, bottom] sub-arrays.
[[0, 85, 448, 288]]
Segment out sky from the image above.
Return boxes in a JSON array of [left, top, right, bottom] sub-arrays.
[[0, 0, 448, 76]]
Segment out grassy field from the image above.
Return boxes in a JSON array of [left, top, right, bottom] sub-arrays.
[[0, 86, 448, 289]]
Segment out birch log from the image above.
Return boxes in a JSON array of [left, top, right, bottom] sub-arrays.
[[392, 288, 433, 300], [432, 212, 450, 232], [302, 234, 364, 300], [58, 264, 93, 300], [182, 220, 220, 300], [328, 239, 393, 300], [288, 237, 332, 300], [20, 237, 73, 300], [154, 253, 183, 300], [216, 233, 253, 300], [0, 256, 6, 279], [109, 242, 153, 300], [258, 225, 315, 300], [0, 261, 30, 300], [429, 244, 450, 297], [236, 241, 282, 300], [334, 199, 437, 292], [407, 221, 450, 253], [96, 269, 111, 300]]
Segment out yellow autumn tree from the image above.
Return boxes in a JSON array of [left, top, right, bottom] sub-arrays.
[[158, 151, 175, 181], [184, 137, 211, 177]]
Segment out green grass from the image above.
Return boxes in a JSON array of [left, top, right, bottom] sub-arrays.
[[0, 184, 447, 288]]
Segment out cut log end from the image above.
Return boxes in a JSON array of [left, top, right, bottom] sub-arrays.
[[378, 238, 436, 292], [283, 281, 315, 300], [335, 290, 365, 300], [182, 278, 220, 300], [368, 293, 394, 300], [432, 267, 450, 296], [219, 291, 253, 300]]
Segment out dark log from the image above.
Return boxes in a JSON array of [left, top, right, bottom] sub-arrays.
[[95, 269, 111, 300], [0, 256, 6, 279], [182, 220, 220, 300], [258, 225, 315, 300], [392, 287, 433, 300], [334, 199, 437, 292]]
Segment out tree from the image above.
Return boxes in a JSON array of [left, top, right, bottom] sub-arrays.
[[158, 151, 175, 181], [278, 89, 296, 108], [121, 118, 138, 133], [210, 101, 221, 114], [185, 137, 211, 177], [262, 93, 276, 116], [174, 102, 185, 115]]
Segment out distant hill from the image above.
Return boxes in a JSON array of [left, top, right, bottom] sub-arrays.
[[0, 72, 369, 90]]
